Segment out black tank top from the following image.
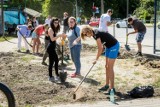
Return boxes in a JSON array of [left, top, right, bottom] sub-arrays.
[[49, 31, 56, 49], [45, 31, 50, 40]]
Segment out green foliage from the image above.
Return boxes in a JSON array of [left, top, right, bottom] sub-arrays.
[[78, 0, 141, 19], [8, 0, 42, 11], [42, 0, 75, 19], [8, 0, 154, 23], [133, 0, 154, 22]]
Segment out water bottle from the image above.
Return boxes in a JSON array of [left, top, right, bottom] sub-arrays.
[[110, 89, 115, 103]]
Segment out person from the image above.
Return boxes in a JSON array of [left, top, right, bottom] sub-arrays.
[[26, 17, 32, 25], [30, 17, 39, 36], [63, 12, 69, 33], [42, 26, 50, 65], [81, 25, 120, 94], [45, 15, 51, 27], [62, 17, 81, 78], [127, 17, 146, 56], [99, 9, 113, 32], [47, 17, 63, 82], [77, 17, 81, 25], [16, 24, 32, 53], [32, 24, 49, 55], [32, 17, 39, 28]]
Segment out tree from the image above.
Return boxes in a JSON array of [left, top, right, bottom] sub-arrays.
[[133, 0, 154, 22], [79, 0, 140, 19], [42, 0, 75, 19]]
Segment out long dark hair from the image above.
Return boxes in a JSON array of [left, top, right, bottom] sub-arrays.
[[50, 17, 60, 33]]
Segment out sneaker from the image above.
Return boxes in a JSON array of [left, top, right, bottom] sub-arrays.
[[26, 50, 30, 53], [71, 73, 76, 78], [49, 76, 55, 82], [98, 85, 109, 92], [70, 73, 81, 78], [55, 76, 60, 81], [17, 50, 21, 52], [136, 52, 142, 56], [42, 62, 47, 66]]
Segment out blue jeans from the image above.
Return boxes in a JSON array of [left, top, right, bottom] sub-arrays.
[[70, 45, 81, 74]]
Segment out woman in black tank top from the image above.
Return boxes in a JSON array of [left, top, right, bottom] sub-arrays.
[[47, 17, 63, 82], [81, 25, 120, 94]]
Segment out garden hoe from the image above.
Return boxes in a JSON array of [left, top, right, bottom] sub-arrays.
[[125, 35, 131, 51], [59, 38, 67, 83], [73, 63, 95, 99]]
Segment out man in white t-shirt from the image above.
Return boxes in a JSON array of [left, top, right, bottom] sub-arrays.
[[99, 9, 113, 32], [45, 15, 51, 27]]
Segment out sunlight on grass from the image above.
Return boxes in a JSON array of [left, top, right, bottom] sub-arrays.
[[0, 36, 15, 42], [54, 95, 68, 102], [21, 55, 35, 62], [153, 77, 160, 88], [134, 71, 141, 75], [25, 105, 33, 107]]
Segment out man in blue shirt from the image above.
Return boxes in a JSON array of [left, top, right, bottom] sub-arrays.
[[17, 24, 32, 53]]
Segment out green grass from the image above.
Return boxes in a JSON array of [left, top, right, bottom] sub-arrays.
[[21, 55, 35, 62], [134, 71, 141, 76], [144, 74, 152, 79], [133, 83, 142, 87], [153, 77, 160, 88], [0, 35, 16, 42], [54, 95, 67, 102], [25, 105, 33, 107]]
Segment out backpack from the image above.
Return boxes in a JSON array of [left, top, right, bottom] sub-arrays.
[[128, 86, 154, 98]]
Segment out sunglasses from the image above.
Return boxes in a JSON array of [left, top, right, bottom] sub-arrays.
[[54, 22, 59, 24]]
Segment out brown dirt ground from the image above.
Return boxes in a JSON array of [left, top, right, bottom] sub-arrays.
[[0, 44, 160, 106]]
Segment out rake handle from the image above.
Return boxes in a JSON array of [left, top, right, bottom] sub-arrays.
[[126, 35, 128, 45], [73, 64, 95, 94]]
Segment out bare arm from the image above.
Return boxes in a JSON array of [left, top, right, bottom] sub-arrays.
[[48, 28, 61, 41], [75, 37, 81, 42], [127, 29, 138, 36], [95, 38, 103, 61], [107, 21, 112, 26]]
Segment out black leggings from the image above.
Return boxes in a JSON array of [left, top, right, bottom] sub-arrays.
[[47, 49, 59, 77]]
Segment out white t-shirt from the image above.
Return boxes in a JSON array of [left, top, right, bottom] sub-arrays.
[[45, 18, 51, 27], [98, 13, 111, 32]]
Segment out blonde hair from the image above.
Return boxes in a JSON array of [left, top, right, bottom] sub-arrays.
[[81, 25, 93, 40], [68, 16, 76, 23], [64, 12, 68, 16]]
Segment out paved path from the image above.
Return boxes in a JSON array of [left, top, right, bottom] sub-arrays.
[[36, 98, 160, 107]]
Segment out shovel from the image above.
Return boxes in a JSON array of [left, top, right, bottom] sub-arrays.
[[59, 38, 67, 83], [73, 63, 95, 99], [125, 35, 131, 51]]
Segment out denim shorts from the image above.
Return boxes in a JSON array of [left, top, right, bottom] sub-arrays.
[[136, 32, 145, 42], [32, 32, 38, 38], [105, 42, 120, 59]]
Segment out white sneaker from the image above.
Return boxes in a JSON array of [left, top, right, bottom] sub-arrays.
[[55, 76, 60, 82], [49, 76, 55, 82]]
